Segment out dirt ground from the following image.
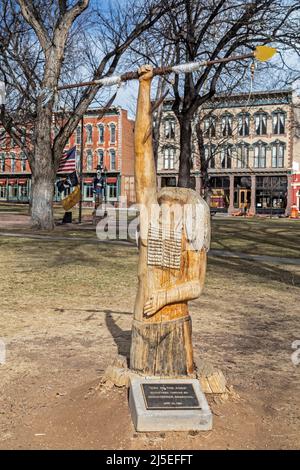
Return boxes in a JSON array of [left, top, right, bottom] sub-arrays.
[[0, 216, 300, 450]]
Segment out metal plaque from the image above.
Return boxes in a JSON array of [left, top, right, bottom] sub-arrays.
[[141, 383, 201, 410]]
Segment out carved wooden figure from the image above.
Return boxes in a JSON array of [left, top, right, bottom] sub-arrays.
[[130, 65, 210, 377]]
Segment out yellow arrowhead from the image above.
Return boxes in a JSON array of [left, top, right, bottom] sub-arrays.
[[254, 45, 277, 62]]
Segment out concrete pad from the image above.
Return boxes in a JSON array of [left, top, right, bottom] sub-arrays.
[[129, 377, 212, 432]]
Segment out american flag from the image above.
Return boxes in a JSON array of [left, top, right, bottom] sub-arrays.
[[57, 146, 76, 174]]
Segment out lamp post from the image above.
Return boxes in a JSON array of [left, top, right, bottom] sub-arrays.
[[92, 162, 107, 223]]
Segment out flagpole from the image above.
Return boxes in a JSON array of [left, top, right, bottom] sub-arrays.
[[78, 115, 84, 224]]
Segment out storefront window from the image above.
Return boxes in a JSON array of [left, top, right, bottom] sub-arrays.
[[0, 185, 7, 199], [84, 184, 94, 199], [107, 183, 117, 199], [256, 176, 287, 213]]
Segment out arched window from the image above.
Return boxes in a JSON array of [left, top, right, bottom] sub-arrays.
[[204, 115, 216, 138], [272, 110, 285, 135], [220, 145, 232, 169], [163, 147, 175, 170], [20, 152, 27, 171], [110, 149, 116, 170], [164, 118, 175, 139], [236, 143, 249, 168], [0, 152, 5, 172], [254, 112, 268, 135], [98, 149, 104, 167], [253, 141, 267, 168], [86, 124, 93, 144], [10, 152, 15, 173], [110, 123, 116, 144], [86, 149, 93, 171], [204, 145, 215, 168], [76, 126, 81, 145], [98, 124, 104, 144], [271, 141, 285, 168], [221, 114, 233, 137], [237, 113, 250, 137]]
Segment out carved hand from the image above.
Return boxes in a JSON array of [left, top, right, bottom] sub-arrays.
[[143, 290, 166, 317], [138, 64, 154, 82]]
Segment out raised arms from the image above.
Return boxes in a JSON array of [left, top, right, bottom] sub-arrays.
[[134, 65, 157, 207]]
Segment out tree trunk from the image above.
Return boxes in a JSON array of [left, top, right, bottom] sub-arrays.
[[178, 117, 193, 188], [31, 107, 55, 230], [31, 169, 55, 230], [130, 315, 194, 376]]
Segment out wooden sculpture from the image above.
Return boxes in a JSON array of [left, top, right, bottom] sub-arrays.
[[130, 65, 211, 377]]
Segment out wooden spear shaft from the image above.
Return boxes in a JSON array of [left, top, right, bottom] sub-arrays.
[[56, 52, 255, 91]]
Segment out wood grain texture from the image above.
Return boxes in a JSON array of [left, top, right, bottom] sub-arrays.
[[130, 65, 210, 377]]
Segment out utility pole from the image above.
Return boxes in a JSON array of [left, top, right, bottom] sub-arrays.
[[78, 115, 84, 223]]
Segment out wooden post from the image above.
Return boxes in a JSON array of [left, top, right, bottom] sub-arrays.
[[130, 66, 210, 377]]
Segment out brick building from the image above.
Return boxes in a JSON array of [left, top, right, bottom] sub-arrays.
[[0, 106, 135, 206], [157, 89, 300, 215]]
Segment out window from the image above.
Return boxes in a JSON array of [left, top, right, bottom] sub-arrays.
[[19, 184, 28, 200], [204, 116, 216, 138], [221, 114, 233, 137], [0, 185, 6, 199], [238, 113, 250, 137], [220, 146, 232, 169], [110, 124, 116, 144], [272, 111, 285, 135], [84, 184, 94, 200], [86, 124, 93, 144], [164, 118, 175, 139], [10, 153, 15, 173], [20, 152, 27, 171], [98, 124, 104, 144], [107, 183, 117, 199], [254, 112, 267, 135], [76, 126, 81, 145], [236, 144, 249, 168], [86, 150, 93, 171], [204, 145, 215, 168], [98, 149, 104, 167], [272, 141, 285, 168], [253, 142, 267, 168], [163, 147, 175, 170], [110, 149, 116, 170], [21, 128, 26, 144], [0, 153, 5, 172]]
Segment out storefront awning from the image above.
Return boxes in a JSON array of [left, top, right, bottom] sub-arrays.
[[18, 179, 27, 185], [84, 178, 94, 184], [8, 179, 17, 185], [0, 180, 6, 186]]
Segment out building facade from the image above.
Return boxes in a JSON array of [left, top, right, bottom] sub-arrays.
[[157, 89, 300, 215], [0, 107, 135, 206]]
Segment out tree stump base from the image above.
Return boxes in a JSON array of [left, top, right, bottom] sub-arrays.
[[130, 316, 194, 377]]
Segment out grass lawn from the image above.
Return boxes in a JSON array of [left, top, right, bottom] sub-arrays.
[[0, 220, 299, 449], [211, 217, 300, 258], [1, 202, 299, 258]]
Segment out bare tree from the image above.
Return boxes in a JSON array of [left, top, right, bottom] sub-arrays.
[[139, 0, 300, 188], [0, 0, 171, 229]]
